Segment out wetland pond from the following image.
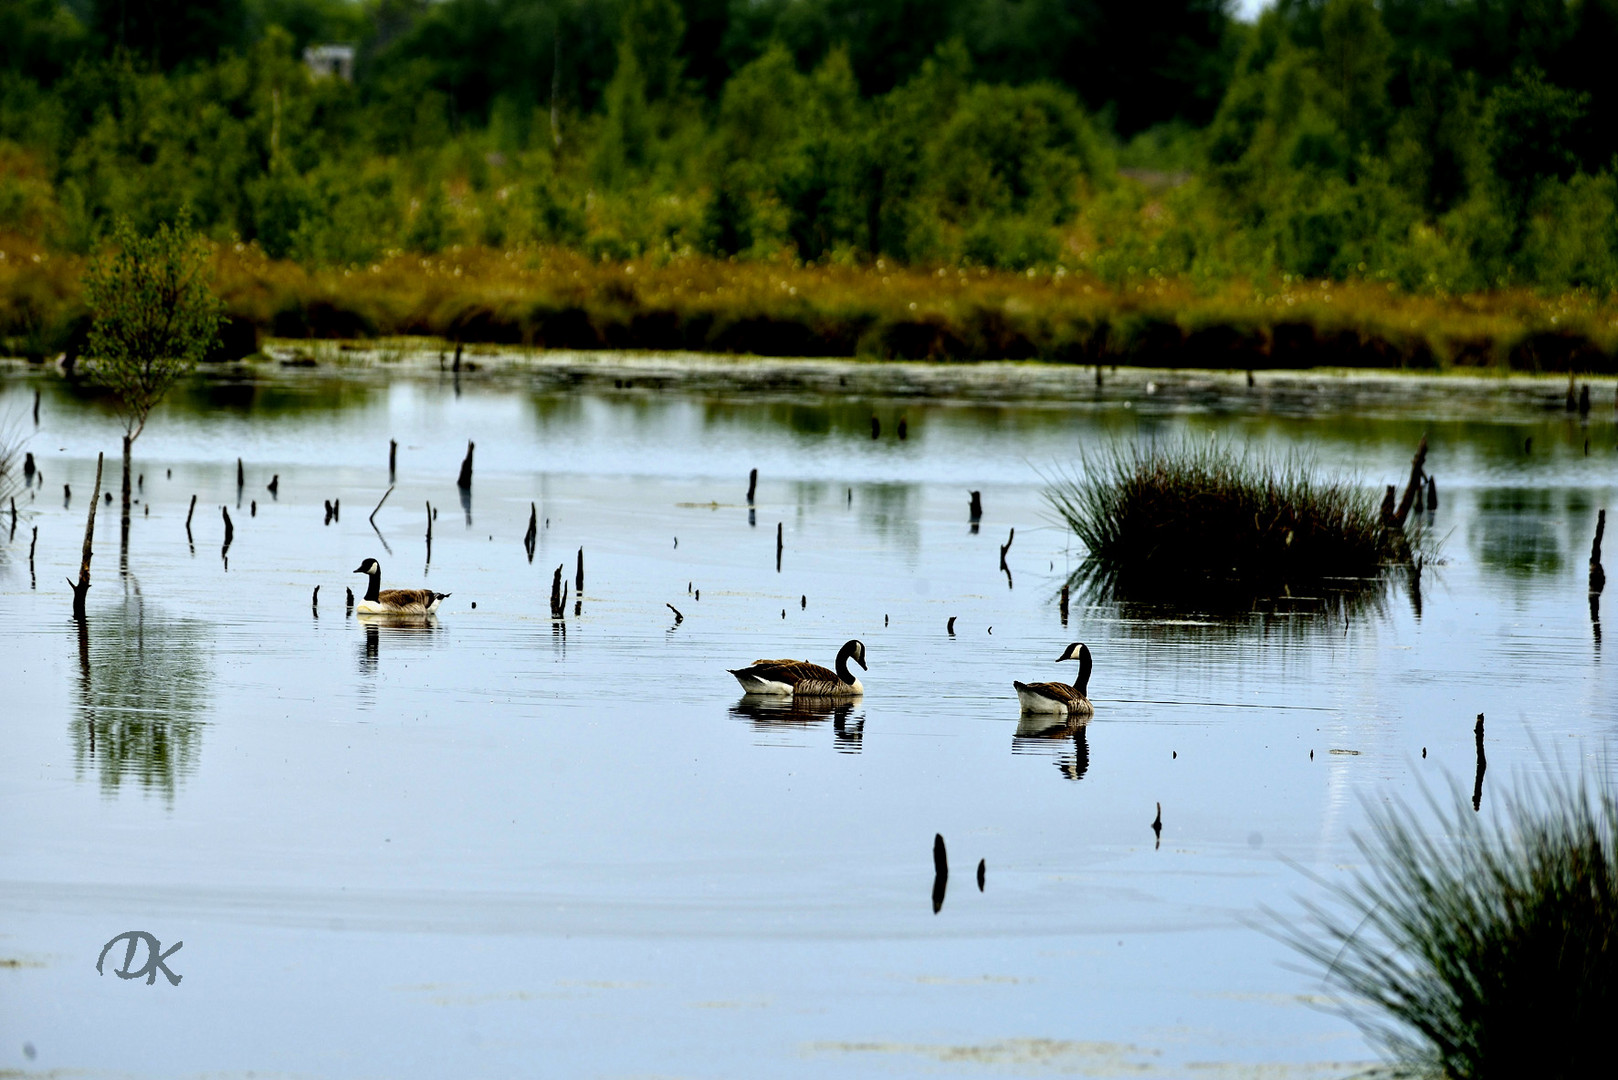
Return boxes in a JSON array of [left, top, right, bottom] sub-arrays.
[[1, 352, 1614, 1079]]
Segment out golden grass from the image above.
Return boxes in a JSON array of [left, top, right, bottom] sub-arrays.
[[4, 234, 1618, 370]]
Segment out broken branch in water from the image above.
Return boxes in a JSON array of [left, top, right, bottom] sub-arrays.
[[370, 484, 394, 525]]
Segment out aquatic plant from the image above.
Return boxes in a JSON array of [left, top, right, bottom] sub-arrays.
[[1281, 773, 1618, 1080], [1046, 440, 1411, 602]]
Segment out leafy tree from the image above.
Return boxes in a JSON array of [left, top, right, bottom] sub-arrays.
[[81, 213, 223, 554], [1484, 67, 1587, 235]]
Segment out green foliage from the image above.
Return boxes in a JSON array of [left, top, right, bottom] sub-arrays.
[[81, 214, 224, 438], [1281, 771, 1618, 1080], [1046, 439, 1410, 602], [0, 1, 1613, 295]]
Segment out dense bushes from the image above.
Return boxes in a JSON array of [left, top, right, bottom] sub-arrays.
[[4, 1, 1618, 339]]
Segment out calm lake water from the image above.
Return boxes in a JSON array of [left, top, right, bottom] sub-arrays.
[[1, 353, 1613, 1079]]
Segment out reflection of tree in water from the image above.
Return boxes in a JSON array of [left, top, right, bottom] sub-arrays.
[[729, 697, 863, 753], [1469, 488, 1580, 578], [69, 592, 211, 801], [1013, 716, 1089, 781]]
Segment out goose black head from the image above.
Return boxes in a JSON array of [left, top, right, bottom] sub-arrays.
[[846, 638, 868, 670], [353, 558, 381, 575], [1055, 642, 1088, 664]]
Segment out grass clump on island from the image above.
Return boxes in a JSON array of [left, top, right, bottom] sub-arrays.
[[1281, 774, 1617, 1080], [1047, 440, 1410, 602]]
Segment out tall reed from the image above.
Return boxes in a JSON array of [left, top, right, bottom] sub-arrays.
[[1046, 440, 1407, 601], [1282, 773, 1617, 1079]]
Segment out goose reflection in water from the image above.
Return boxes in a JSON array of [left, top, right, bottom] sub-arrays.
[[729, 697, 865, 753], [1012, 714, 1090, 781], [357, 612, 441, 673]]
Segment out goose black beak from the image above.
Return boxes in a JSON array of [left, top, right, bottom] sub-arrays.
[[352, 563, 368, 574]]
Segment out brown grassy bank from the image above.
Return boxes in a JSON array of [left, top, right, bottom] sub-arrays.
[[4, 240, 1618, 372]]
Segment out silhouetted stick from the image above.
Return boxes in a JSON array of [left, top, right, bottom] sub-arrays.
[[524, 502, 537, 561], [453, 341, 463, 373], [870, 416, 880, 439], [575, 546, 584, 592], [976, 858, 985, 892], [1472, 713, 1487, 812], [1393, 435, 1428, 527], [947, 616, 956, 635], [1580, 384, 1592, 416], [221, 505, 234, 544], [1151, 802, 1162, 848], [747, 468, 757, 504], [776, 521, 783, 572], [1426, 475, 1438, 510], [29, 525, 37, 583], [311, 586, 319, 614], [1380, 484, 1396, 522], [931, 834, 948, 914], [1591, 508, 1606, 595], [666, 603, 683, 624], [389, 439, 397, 479], [968, 490, 982, 522], [1060, 584, 1070, 624], [456, 440, 474, 489], [236, 458, 244, 489], [8, 496, 14, 540], [68, 452, 103, 619], [999, 527, 1014, 570], [267, 474, 279, 496], [250, 500, 256, 517], [22, 452, 34, 482], [32, 388, 39, 424], [897, 417, 908, 440], [550, 564, 566, 620], [185, 494, 196, 534], [370, 485, 394, 525]]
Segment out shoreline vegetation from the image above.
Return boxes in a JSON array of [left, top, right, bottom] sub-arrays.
[[6, 3, 1618, 374], [6, 242, 1618, 373]]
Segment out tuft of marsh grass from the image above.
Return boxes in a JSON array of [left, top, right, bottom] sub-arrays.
[[1280, 773, 1618, 1080], [1046, 440, 1411, 602]]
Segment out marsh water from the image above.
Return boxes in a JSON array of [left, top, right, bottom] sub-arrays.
[[1, 352, 1613, 1079]]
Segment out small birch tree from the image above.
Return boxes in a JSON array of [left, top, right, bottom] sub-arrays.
[[81, 214, 223, 556]]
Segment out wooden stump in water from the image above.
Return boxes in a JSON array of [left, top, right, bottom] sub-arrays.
[[1591, 508, 1607, 595], [746, 468, 757, 505], [67, 452, 103, 620], [456, 441, 475, 489], [968, 490, 982, 522]]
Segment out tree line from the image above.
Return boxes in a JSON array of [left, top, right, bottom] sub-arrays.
[[2, 0, 1617, 292]]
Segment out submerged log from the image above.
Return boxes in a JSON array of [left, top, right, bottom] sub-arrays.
[[1392, 435, 1428, 528]]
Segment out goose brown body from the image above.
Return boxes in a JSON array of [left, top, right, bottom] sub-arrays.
[[353, 558, 449, 615], [730, 639, 867, 697], [1014, 642, 1094, 716]]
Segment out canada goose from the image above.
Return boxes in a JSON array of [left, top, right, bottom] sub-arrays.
[[730, 639, 866, 697], [352, 558, 449, 615], [1014, 642, 1093, 716]]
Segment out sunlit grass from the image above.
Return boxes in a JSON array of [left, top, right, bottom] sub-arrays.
[[1045, 440, 1408, 602], [6, 235, 1618, 368], [1280, 772, 1618, 1080]]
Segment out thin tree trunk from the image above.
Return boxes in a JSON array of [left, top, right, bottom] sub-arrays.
[[71, 452, 104, 620]]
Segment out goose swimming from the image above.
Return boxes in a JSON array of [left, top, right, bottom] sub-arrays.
[[1014, 642, 1093, 716], [352, 558, 449, 615], [730, 639, 867, 697]]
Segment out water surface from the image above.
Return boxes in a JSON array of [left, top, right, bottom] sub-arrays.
[[1, 357, 1613, 1078]]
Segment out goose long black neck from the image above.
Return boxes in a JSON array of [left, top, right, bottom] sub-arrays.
[[835, 641, 858, 684], [1073, 646, 1092, 695], [363, 568, 381, 602]]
